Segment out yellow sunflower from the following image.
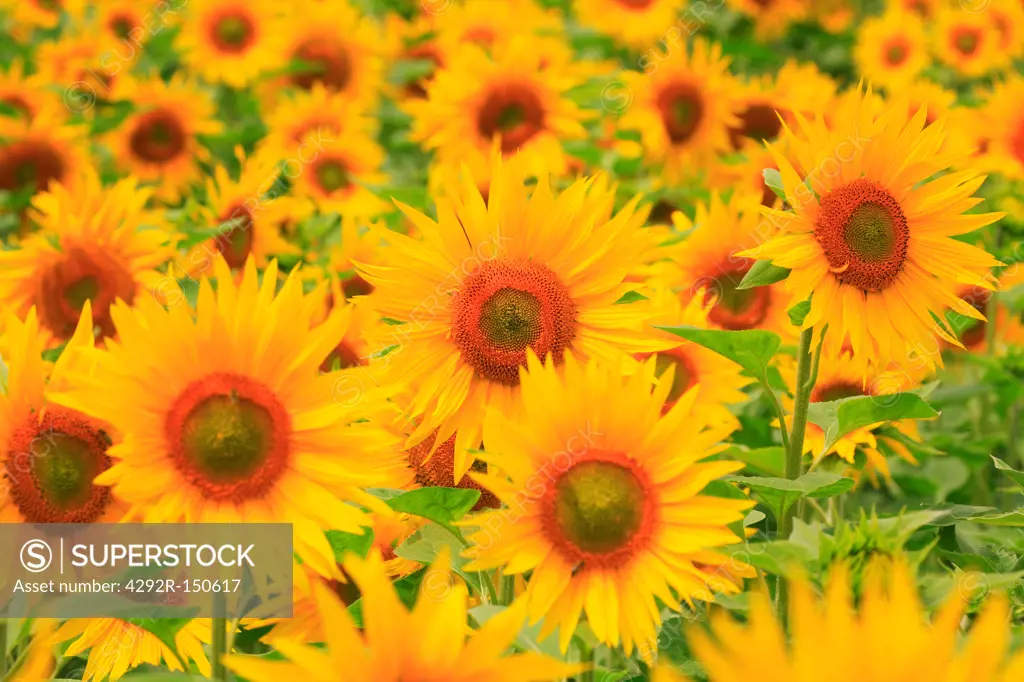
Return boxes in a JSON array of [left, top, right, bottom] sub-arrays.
[[888, 0, 940, 20], [854, 10, 930, 91], [285, 130, 390, 218], [0, 0, 85, 32], [0, 169, 173, 343], [51, 618, 211, 682], [0, 62, 60, 123], [669, 192, 795, 340], [226, 550, 583, 682], [620, 39, 740, 184], [0, 105, 89, 208], [738, 87, 1003, 371], [989, 2, 1024, 60], [726, 0, 807, 41], [977, 74, 1024, 180], [429, 0, 563, 53], [0, 304, 127, 524], [90, 0, 155, 49], [34, 31, 132, 103], [259, 83, 376, 159], [356, 156, 671, 480], [177, 0, 286, 87], [711, 138, 785, 208], [108, 76, 221, 201], [464, 353, 753, 654], [901, 79, 957, 127], [407, 35, 590, 187], [933, 9, 1007, 78], [49, 259, 412, 577], [682, 560, 1024, 682], [264, 0, 383, 110], [572, 0, 686, 50]]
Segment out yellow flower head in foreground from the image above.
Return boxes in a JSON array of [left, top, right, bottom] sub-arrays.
[[679, 560, 1024, 682], [464, 354, 753, 654], [224, 550, 583, 682], [52, 618, 211, 682], [0, 168, 174, 344], [357, 156, 670, 480], [50, 259, 411, 577], [741, 87, 1003, 371]]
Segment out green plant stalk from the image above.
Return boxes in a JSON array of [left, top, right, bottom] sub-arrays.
[[211, 614, 227, 680], [0, 620, 7, 680], [499, 574, 516, 606]]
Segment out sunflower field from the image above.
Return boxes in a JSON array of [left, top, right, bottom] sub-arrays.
[[1, 0, 1024, 679]]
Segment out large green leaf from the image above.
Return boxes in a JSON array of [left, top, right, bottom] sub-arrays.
[[722, 445, 786, 477], [991, 456, 1024, 490], [388, 487, 480, 539], [806, 393, 939, 455], [325, 528, 375, 563], [728, 471, 855, 523], [655, 326, 781, 383], [737, 260, 790, 290]]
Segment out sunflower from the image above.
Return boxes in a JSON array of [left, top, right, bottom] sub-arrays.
[[854, 10, 929, 91], [51, 618, 211, 682], [0, 105, 89, 209], [0, 169, 174, 343], [265, 0, 384, 110], [977, 74, 1024, 180], [726, 0, 807, 41], [888, 0, 939, 20], [177, 0, 286, 88], [0, 304, 126, 524], [738, 87, 1003, 371], [108, 76, 221, 201], [49, 259, 412, 577], [406, 430, 501, 510], [902, 80, 957, 127], [682, 560, 1024, 682], [463, 353, 753, 653], [619, 39, 740, 184], [406, 35, 590, 187], [356, 156, 671, 480], [933, 9, 1007, 78], [226, 550, 582, 681], [989, 3, 1024, 60], [285, 130, 390, 218], [669, 192, 795, 339], [34, 31, 131, 102], [260, 83, 376, 158], [0, 0, 85, 32], [429, 0, 563, 56], [91, 0, 154, 48], [949, 280, 994, 353], [711, 139, 784, 208], [572, 0, 686, 50], [0, 62, 59, 123]]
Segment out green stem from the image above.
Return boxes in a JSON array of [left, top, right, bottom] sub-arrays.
[[499, 574, 516, 606], [211, 616, 227, 680], [761, 381, 792, 456], [0, 620, 7, 681], [576, 637, 594, 682]]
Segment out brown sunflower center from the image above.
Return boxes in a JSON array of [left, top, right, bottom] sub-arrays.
[[812, 380, 865, 403], [614, 0, 656, 9], [35, 0, 61, 11], [656, 82, 704, 145], [5, 408, 112, 523], [884, 39, 909, 66], [109, 13, 136, 39], [291, 39, 352, 91], [1, 94, 32, 119], [0, 140, 66, 195], [166, 373, 291, 502], [701, 263, 772, 330], [814, 178, 909, 292], [314, 159, 351, 194], [129, 109, 188, 164], [730, 103, 782, 148], [406, 431, 499, 509], [953, 27, 981, 56], [215, 204, 254, 269], [320, 340, 363, 372], [342, 273, 374, 298], [39, 245, 135, 341], [211, 12, 256, 53], [477, 84, 546, 154], [542, 452, 653, 566], [653, 350, 698, 405], [451, 260, 577, 386], [958, 288, 990, 348]]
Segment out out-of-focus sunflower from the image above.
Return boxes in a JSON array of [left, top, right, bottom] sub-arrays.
[[738, 87, 1003, 371], [177, 0, 286, 87], [726, 0, 807, 41], [572, 0, 686, 50], [889, 0, 940, 20], [933, 9, 1007, 78], [902, 79, 957, 126], [642, 288, 754, 423], [854, 10, 929, 91], [683, 560, 1024, 682], [51, 618, 211, 682], [669, 193, 795, 339], [356, 156, 671, 480], [49, 259, 412, 577], [0, 169, 174, 343], [711, 138, 783, 208], [0, 62, 59, 123], [0, 0, 85, 32], [428, 0, 563, 56], [34, 31, 132, 102], [977, 74, 1024, 180], [90, 0, 154, 48], [464, 353, 754, 654], [260, 83, 376, 158], [989, 2, 1024, 59], [407, 36, 590, 188], [0, 106, 89, 208], [107, 76, 221, 201], [620, 39, 739, 184], [286, 131, 389, 218], [226, 550, 583, 682], [266, 0, 383, 110], [0, 304, 127, 523]]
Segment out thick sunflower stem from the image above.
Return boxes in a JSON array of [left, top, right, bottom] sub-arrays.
[[211, 611, 227, 680], [499, 573, 516, 606]]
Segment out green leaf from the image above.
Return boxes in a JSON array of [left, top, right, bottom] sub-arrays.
[[52, 676, 209, 681], [806, 393, 939, 456], [614, 290, 649, 304], [719, 539, 815, 576], [787, 299, 811, 326], [762, 168, 787, 201], [991, 456, 1024, 490], [737, 260, 791, 290], [395, 522, 491, 600], [388, 487, 480, 539], [727, 471, 855, 523], [655, 326, 780, 383], [723, 445, 785, 477], [325, 528, 375, 563]]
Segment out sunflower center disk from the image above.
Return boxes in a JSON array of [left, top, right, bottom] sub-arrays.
[[703, 264, 772, 330], [954, 29, 980, 55], [656, 82, 704, 144], [168, 374, 291, 502], [315, 160, 350, 193], [291, 40, 352, 90], [885, 40, 908, 66], [812, 380, 865, 403], [213, 14, 254, 52], [477, 85, 546, 154], [216, 204, 255, 268], [39, 246, 135, 340], [549, 458, 649, 559], [451, 259, 577, 386], [130, 109, 187, 163], [814, 178, 909, 292], [5, 408, 112, 523], [730, 103, 782, 148], [0, 140, 65, 194]]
